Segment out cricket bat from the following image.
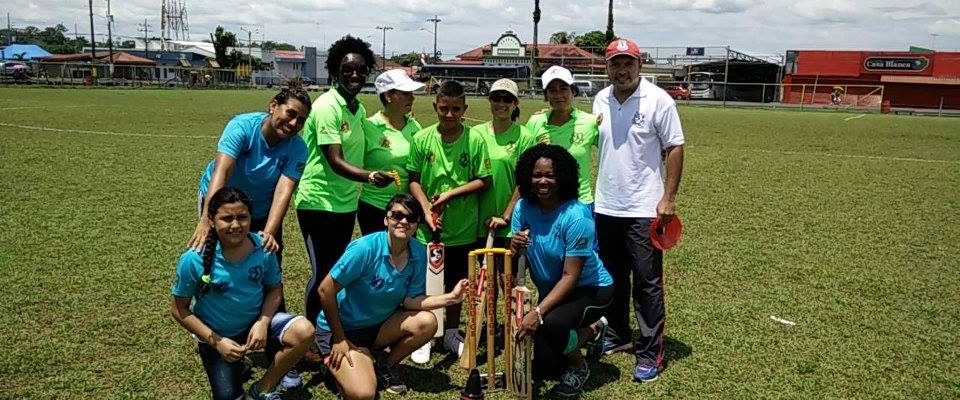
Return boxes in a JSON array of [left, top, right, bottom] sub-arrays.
[[509, 251, 533, 399], [426, 210, 445, 338], [460, 230, 495, 370]]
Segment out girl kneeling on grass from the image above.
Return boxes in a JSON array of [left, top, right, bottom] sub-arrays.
[[316, 194, 468, 400], [171, 187, 315, 400]]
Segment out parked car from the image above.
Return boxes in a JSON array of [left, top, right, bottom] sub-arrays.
[[571, 80, 596, 97], [664, 85, 690, 100]]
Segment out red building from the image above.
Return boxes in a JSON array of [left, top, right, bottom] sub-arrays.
[[783, 50, 960, 109]]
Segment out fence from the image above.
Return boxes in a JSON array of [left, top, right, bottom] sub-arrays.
[[2, 61, 277, 88]]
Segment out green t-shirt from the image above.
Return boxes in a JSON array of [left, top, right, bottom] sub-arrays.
[[295, 88, 367, 212], [405, 123, 492, 246], [473, 122, 538, 238], [525, 107, 598, 204], [359, 111, 423, 210]]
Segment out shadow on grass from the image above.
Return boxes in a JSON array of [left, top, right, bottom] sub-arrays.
[[663, 335, 692, 371]]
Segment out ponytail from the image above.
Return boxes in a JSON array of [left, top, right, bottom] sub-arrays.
[[511, 105, 521, 122]]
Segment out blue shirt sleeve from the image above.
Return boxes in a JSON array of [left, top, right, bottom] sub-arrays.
[[262, 253, 281, 286], [171, 250, 201, 297], [563, 217, 596, 257], [510, 199, 525, 233], [329, 240, 369, 287], [405, 244, 427, 298], [216, 116, 251, 159], [282, 138, 308, 181]]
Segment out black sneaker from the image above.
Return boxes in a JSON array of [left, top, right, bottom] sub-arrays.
[[375, 357, 408, 395], [552, 363, 590, 399]]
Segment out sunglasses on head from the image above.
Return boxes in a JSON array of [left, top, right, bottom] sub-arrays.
[[387, 210, 420, 223], [489, 92, 515, 103]]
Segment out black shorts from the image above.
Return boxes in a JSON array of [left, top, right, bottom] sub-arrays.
[[314, 322, 384, 355]]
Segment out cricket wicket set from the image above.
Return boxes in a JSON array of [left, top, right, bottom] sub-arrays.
[[461, 247, 533, 399]]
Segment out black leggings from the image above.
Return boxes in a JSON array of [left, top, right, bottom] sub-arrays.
[[297, 209, 356, 325], [534, 285, 614, 380], [356, 200, 386, 236]]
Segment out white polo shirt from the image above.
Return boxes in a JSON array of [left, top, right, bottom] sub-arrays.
[[592, 77, 685, 218]]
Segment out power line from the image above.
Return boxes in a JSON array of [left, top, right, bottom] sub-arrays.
[[137, 19, 151, 58]]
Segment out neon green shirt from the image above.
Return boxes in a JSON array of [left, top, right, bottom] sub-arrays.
[[359, 111, 423, 210], [526, 107, 598, 204], [295, 88, 367, 212], [405, 123, 492, 246], [473, 122, 537, 238]]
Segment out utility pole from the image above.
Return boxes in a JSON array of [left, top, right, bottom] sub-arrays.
[[89, 0, 97, 58], [531, 0, 540, 89], [240, 26, 257, 86], [106, 0, 115, 74], [138, 19, 151, 59], [375, 26, 393, 70], [426, 15, 441, 62], [6, 13, 11, 45]]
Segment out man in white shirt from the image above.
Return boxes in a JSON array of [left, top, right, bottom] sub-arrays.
[[592, 38, 685, 383]]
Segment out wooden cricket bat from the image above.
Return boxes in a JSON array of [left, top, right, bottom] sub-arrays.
[[509, 253, 533, 399], [460, 230, 495, 370], [426, 210, 445, 338]]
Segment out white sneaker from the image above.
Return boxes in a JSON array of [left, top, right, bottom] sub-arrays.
[[411, 341, 431, 364], [443, 329, 464, 356]]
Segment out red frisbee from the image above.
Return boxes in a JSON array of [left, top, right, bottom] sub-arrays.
[[650, 215, 682, 251]]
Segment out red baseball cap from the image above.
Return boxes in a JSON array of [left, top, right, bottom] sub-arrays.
[[605, 38, 642, 61], [650, 215, 682, 251]]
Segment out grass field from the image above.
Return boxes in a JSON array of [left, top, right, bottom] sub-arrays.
[[1, 87, 959, 399]]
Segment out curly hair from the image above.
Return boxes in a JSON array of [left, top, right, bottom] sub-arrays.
[[515, 144, 580, 203], [272, 80, 312, 113], [199, 187, 252, 296], [325, 35, 376, 79]]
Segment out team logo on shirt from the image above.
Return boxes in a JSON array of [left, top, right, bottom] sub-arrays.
[[571, 130, 585, 146], [380, 137, 392, 149], [277, 155, 289, 171], [632, 112, 646, 129], [340, 121, 350, 133], [536, 133, 550, 144], [426, 151, 436, 164], [573, 237, 588, 250], [296, 162, 305, 173], [505, 142, 517, 155], [459, 153, 470, 168], [370, 275, 386, 290], [210, 280, 230, 294], [248, 265, 263, 282]]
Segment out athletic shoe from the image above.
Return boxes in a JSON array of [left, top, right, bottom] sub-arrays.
[[280, 369, 302, 391], [443, 329, 464, 356], [245, 380, 282, 400], [633, 363, 659, 382], [552, 363, 590, 399], [585, 317, 609, 360], [375, 357, 408, 395], [411, 341, 432, 364], [602, 338, 633, 355]]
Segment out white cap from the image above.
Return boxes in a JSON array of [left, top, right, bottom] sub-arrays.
[[374, 69, 425, 94], [489, 78, 519, 97], [540, 65, 574, 90]]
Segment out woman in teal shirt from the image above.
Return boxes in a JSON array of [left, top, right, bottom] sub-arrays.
[[316, 194, 467, 398]]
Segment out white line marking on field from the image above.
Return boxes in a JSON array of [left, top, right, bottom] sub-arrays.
[[770, 315, 796, 326], [0, 105, 94, 111], [746, 148, 960, 165], [0, 122, 217, 139], [843, 114, 866, 121]]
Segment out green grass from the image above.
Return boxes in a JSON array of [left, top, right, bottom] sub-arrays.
[[1, 88, 959, 399]]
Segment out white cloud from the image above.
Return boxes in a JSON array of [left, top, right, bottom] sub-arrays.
[[663, 0, 762, 14], [791, 1, 865, 23], [931, 19, 960, 36]]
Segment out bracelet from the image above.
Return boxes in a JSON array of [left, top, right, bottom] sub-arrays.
[[367, 171, 377, 184], [534, 306, 544, 325]]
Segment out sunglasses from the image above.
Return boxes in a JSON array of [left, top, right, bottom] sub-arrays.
[[387, 211, 420, 223], [489, 92, 516, 103]]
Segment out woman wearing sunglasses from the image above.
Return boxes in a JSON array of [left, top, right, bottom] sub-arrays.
[[473, 78, 537, 248], [314, 194, 468, 399]]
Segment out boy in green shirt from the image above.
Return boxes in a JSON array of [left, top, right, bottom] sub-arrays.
[[406, 81, 492, 355]]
